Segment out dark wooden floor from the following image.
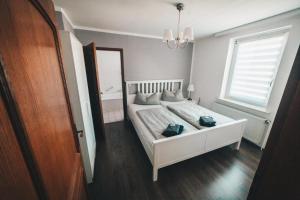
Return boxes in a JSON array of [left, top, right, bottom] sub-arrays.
[[88, 121, 262, 200]]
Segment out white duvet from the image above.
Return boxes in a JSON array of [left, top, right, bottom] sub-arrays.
[[136, 107, 197, 139], [167, 102, 234, 129]]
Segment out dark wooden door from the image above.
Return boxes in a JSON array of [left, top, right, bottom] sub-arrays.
[[248, 46, 300, 199], [0, 0, 87, 199], [83, 43, 105, 140]]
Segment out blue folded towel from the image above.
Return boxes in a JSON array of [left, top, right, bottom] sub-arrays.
[[162, 124, 184, 137], [199, 116, 216, 127]]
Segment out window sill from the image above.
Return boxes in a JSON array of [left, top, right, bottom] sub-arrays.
[[216, 98, 271, 115]]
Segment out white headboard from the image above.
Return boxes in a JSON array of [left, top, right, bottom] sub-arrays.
[[126, 79, 184, 105]]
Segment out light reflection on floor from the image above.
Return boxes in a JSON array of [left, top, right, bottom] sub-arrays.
[[207, 161, 251, 199]]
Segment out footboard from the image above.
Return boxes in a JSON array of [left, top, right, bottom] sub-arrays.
[[152, 119, 247, 181]]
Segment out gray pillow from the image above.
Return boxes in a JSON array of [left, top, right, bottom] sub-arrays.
[[134, 92, 160, 105], [146, 93, 160, 105], [134, 92, 147, 105], [162, 89, 184, 102]]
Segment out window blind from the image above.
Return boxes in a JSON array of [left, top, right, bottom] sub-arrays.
[[228, 32, 288, 107]]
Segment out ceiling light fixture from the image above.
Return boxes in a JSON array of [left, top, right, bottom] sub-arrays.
[[163, 3, 194, 49]]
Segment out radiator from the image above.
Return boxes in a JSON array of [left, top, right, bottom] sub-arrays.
[[211, 102, 269, 147]]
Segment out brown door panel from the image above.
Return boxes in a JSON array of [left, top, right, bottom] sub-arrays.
[[0, 0, 87, 199], [0, 95, 38, 200]]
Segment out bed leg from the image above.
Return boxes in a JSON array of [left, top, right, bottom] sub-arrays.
[[234, 140, 241, 150], [153, 167, 158, 182]]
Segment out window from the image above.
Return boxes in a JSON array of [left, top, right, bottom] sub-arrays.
[[222, 29, 289, 108]]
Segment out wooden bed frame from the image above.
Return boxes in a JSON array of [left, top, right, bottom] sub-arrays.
[[126, 79, 247, 181]]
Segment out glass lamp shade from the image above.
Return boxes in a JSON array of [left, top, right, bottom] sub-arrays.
[[187, 83, 195, 92], [163, 29, 174, 42], [183, 27, 194, 41], [179, 32, 185, 43]]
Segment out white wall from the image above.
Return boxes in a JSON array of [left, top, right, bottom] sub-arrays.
[[55, 10, 194, 97], [191, 11, 300, 146], [75, 30, 193, 97], [55, 11, 74, 34]]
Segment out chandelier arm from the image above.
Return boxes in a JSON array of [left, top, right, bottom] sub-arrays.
[[167, 40, 177, 49], [179, 40, 189, 49]]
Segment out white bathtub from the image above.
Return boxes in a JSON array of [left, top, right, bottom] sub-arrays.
[[101, 92, 123, 100]]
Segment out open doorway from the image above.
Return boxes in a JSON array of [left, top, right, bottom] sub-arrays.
[[96, 47, 126, 124]]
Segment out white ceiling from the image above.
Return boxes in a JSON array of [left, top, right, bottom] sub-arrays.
[[53, 0, 300, 39]]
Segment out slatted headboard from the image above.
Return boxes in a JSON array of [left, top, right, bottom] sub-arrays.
[[126, 79, 184, 105]]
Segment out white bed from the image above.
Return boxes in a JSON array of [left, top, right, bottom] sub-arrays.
[[126, 79, 247, 181]]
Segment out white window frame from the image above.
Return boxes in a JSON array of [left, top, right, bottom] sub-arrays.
[[220, 26, 290, 111]]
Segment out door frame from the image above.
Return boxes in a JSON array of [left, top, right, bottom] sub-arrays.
[[95, 47, 127, 122], [248, 46, 300, 199]]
